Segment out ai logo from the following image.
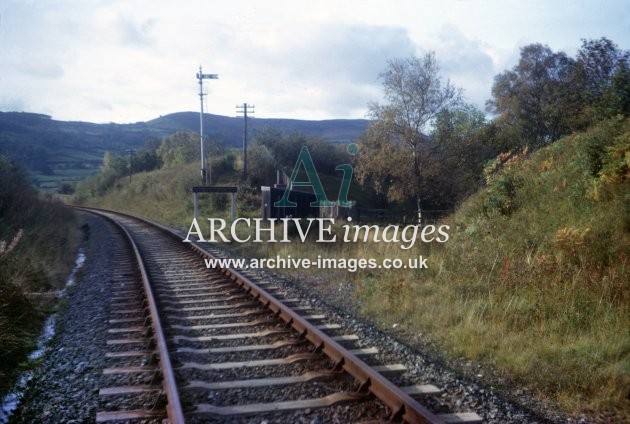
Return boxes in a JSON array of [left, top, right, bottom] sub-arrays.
[[274, 143, 359, 208]]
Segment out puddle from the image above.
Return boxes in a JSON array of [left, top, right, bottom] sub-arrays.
[[0, 248, 86, 423], [64, 249, 86, 288]]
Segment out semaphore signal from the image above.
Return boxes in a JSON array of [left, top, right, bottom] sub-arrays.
[[196, 66, 218, 186]]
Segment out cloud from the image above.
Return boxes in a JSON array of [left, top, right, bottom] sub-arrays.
[[221, 23, 417, 119], [1, 0, 627, 123], [414, 24, 498, 109], [286, 24, 416, 83], [92, 7, 156, 47], [434, 25, 494, 76], [16, 63, 64, 79], [259, 22, 496, 116], [0, 97, 26, 113], [0, 3, 504, 121], [117, 16, 156, 47]]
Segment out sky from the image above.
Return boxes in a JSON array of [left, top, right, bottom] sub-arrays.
[[0, 0, 628, 123]]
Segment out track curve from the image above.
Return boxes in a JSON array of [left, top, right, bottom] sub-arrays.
[[80, 207, 481, 424]]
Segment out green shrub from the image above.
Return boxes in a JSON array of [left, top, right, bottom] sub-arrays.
[[0, 155, 80, 392]]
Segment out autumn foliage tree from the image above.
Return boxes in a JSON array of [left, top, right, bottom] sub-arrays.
[[356, 38, 629, 214], [356, 53, 462, 218], [488, 37, 630, 150], [574, 37, 630, 121], [487, 44, 575, 148], [428, 104, 491, 204]]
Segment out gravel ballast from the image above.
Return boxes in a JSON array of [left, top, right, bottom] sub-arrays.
[[9, 214, 114, 423]]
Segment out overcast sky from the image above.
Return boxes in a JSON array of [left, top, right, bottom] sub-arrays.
[[0, 0, 628, 123]]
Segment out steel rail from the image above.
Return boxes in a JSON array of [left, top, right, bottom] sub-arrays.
[[78, 207, 446, 424], [79, 208, 185, 424], [187, 241, 445, 424]]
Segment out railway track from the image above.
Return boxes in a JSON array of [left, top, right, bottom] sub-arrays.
[[81, 207, 482, 423]]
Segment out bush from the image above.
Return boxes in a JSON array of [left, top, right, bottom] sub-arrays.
[[0, 155, 80, 391], [214, 151, 237, 176], [483, 172, 522, 216]]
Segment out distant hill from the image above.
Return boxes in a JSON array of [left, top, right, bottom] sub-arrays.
[[148, 112, 370, 145], [0, 111, 370, 190]]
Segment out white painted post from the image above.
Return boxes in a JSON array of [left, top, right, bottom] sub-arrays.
[[194, 192, 199, 220]]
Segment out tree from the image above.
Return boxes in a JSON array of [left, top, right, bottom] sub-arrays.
[[607, 61, 630, 116], [357, 53, 462, 218], [132, 138, 163, 174], [133, 149, 162, 173], [57, 182, 75, 195], [252, 126, 346, 176], [156, 132, 199, 167], [355, 119, 415, 204], [428, 104, 491, 206], [488, 38, 630, 147], [100, 152, 128, 176], [574, 37, 630, 121], [0, 155, 32, 216], [577, 37, 629, 99], [247, 143, 277, 187], [487, 44, 575, 148], [93, 152, 128, 194]]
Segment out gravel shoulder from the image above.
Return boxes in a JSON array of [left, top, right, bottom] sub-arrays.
[[9, 214, 114, 423]]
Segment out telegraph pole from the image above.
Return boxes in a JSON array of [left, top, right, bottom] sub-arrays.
[[196, 66, 218, 185], [126, 149, 135, 184], [236, 103, 254, 180]]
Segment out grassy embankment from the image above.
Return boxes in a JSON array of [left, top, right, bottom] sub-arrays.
[[75, 161, 250, 228], [0, 157, 82, 393], [73, 152, 375, 229], [75, 118, 629, 418]]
